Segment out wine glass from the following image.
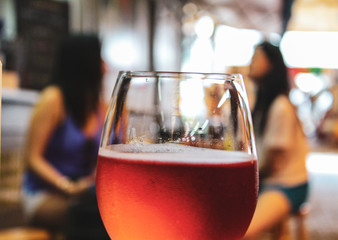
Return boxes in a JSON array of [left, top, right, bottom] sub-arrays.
[[96, 71, 258, 240]]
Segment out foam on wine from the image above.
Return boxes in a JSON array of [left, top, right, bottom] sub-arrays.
[[99, 143, 255, 165]]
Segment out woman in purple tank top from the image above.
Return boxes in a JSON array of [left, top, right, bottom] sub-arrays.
[[22, 34, 107, 234]]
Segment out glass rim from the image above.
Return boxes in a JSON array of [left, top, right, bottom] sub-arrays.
[[119, 70, 243, 81]]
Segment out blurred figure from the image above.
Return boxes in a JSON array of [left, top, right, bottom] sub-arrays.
[[244, 41, 309, 239], [317, 84, 338, 146], [21, 34, 107, 236]]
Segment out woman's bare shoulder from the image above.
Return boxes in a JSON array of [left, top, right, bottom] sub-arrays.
[[271, 95, 293, 112], [40, 86, 63, 103], [34, 86, 65, 121]]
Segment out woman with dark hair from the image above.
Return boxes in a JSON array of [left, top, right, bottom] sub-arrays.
[[22, 34, 107, 233], [244, 42, 309, 239]]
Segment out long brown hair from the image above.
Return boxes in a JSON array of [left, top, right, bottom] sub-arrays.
[[52, 34, 103, 127], [252, 41, 290, 135]]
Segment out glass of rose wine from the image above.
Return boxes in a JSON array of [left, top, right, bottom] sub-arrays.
[[96, 71, 258, 240]]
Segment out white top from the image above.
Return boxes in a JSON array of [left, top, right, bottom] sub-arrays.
[[256, 95, 309, 186]]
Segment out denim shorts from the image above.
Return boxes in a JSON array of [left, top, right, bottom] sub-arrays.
[[260, 182, 309, 214]]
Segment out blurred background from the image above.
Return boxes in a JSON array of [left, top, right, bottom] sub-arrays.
[[1, 0, 338, 239]]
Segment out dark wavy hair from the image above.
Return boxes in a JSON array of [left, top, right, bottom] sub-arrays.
[[252, 41, 290, 135], [52, 34, 103, 127]]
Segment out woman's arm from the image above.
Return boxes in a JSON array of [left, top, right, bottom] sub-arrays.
[[259, 148, 286, 180], [25, 86, 79, 194]]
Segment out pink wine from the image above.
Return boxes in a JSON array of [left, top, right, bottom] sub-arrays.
[[96, 144, 258, 240]]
